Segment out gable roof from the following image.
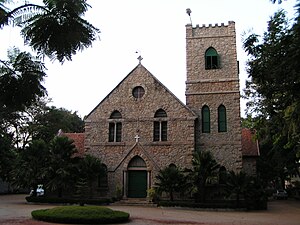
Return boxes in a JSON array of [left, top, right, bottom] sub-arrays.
[[62, 132, 85, 157], [241, 128, 260, 157], [85, 63, 197, 119]]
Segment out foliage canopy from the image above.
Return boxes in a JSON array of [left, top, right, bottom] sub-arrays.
[[0, 0, 100, 63], [243, 2, 300, 187]]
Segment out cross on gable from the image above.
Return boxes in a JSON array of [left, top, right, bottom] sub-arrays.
[[137, 55, 143, 64], [134, 134, 140, 142]]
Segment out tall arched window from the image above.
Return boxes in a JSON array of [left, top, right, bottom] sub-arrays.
[[218, 105, 227, 132], [202, 105, 210, 133], [109, 110, 122, 142], [98, 164, 108, 188], [153, 109, 167, 141], [205, 47, 219, 69], [219, 166, 227, 185]]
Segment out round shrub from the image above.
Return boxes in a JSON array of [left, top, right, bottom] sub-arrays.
[[31, 206, 130, 224]]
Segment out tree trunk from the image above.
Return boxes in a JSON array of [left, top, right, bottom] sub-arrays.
[[170, 190, 174, 201]]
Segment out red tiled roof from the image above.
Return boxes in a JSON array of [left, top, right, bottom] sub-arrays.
[[63, 133, 85, 157], [241, 128, 260, 157]]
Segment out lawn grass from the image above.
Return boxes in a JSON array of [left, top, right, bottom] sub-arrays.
[[31, 205, 130, 224]]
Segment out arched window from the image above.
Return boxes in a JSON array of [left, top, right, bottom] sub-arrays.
[[201, 105, 210, 133], [153, 109, 167, 141], [205, 47, 219, 69], [110, 110, 122, 119], [218, 105, 227, 132], [109, 110, 122, 142], [219, 166, 227, 185], [169, 163, 177, 169], [154, 109, 167, 118], [128, 156, 146, 168], [98, 164, 108, 188]]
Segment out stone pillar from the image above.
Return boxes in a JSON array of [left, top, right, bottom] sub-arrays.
[[147, 170, 151, 199], [123, 170, 127, 199], [147, 170, 151, 189]]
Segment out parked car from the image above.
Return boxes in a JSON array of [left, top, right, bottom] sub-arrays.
[[273, 189, 288, 200]]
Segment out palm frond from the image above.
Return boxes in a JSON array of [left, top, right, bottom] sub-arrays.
[[0, 3, 47, 28], [11, 4, 47, 26], [43, 0, 90, 15]]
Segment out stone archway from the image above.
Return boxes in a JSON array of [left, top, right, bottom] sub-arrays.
[[127, 156, 147, 198]]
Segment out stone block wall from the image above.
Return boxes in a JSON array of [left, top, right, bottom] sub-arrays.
[[185, 21, 242, 172], [85, 65, 196, 197]]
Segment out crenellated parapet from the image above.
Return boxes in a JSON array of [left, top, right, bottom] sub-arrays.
[[186, 21, 236, 38]]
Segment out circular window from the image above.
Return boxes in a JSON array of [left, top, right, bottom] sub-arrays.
[[132, 86, 145, 99]]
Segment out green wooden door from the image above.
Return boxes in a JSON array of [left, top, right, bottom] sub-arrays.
[[128, 170, 147, 198]]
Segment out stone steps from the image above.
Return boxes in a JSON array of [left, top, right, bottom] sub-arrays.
[[111, 198, 157, 207]]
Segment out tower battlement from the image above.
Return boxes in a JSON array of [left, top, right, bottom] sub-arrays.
[[186, 21, 235, 38]]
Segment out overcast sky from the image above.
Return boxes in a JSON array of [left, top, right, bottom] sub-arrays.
[[0, 0, 298, 118]]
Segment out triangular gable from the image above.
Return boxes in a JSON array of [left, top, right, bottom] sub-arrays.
[[85, 63, 197, 119], [112, 142, 160, 172]]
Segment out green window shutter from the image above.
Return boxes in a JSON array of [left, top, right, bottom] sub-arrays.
[[218, 105, 227, 132], [154, 109, 168, 141], [116, 122, 122, 142], [205, 47, 219, 69], [108, 123, 114, 142], [161, 121, 168, 141], [109, 110, 122, 142], [153, 121, 160, 141], [202, 106, 210, 133]]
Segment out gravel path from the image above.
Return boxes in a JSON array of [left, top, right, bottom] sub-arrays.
[[0, 194, 299, 225]]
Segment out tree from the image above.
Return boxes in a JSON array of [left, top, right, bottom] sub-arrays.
[[77, 154, 105, 198], [1, 96, 84, 149], [226, 171, 266, 209], [0, 0, 100, 63], [225, 171, 251, 207], [30, 105, 84, 143], [74, 177, 89, 206], [10, 139, 49, 195], [0, 48, 47, 119], [0, 47, 47, 171], [189, 150, 220, 202], [243, 5, 300, 187], [45, 136, 79, 197], [155, 166, 187, 201], [0, 131, 16, 182], [270, 0, 285, 3]]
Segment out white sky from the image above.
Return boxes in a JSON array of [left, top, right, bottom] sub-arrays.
[[0, 0, 298, 118]]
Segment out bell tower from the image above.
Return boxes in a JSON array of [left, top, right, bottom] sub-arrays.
[[185, 21, 242, 172]]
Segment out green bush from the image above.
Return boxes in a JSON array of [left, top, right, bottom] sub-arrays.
[[31, 206, 130, 224], [158, 199, 267, 210]]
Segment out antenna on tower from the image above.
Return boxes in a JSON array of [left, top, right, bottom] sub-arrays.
[[186, 8, 192, 25]]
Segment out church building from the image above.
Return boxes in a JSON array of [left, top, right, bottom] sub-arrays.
[[69, 21, 259, 199]]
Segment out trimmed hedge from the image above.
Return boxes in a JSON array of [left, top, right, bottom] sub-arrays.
[[158, 199, 267, 210], [26, 196, 112, 205], [31, 206, 130, 224]]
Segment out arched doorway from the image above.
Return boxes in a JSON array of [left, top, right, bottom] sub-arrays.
[[127, 156, 147, 198]]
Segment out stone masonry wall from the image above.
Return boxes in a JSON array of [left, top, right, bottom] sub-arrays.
[[85, 64, 196, 197], [185, 21, 242, 172]]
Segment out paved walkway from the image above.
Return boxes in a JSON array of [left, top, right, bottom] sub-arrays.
[[0, 194, 300, 225]]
